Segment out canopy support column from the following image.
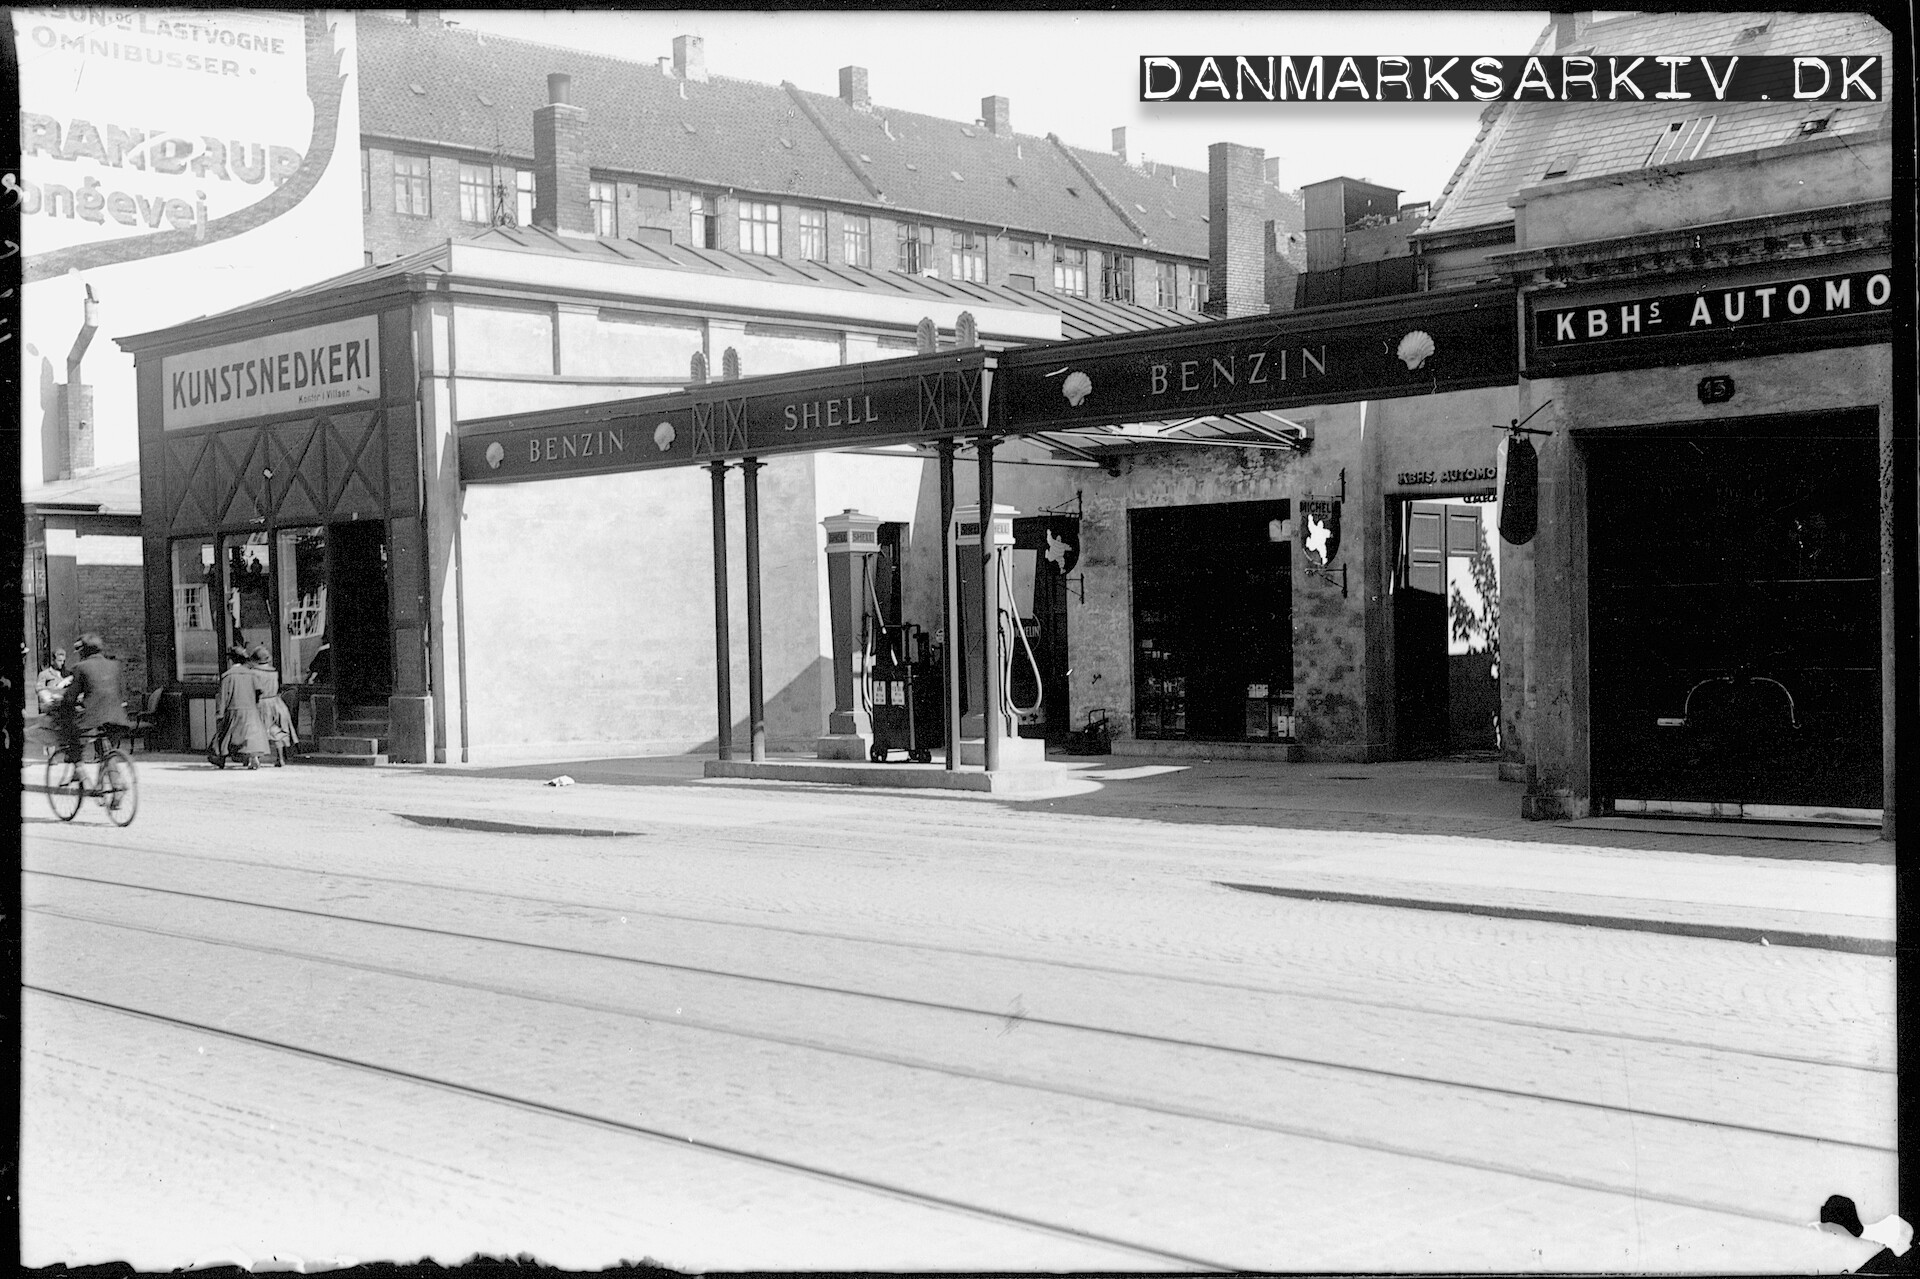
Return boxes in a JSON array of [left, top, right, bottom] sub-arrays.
[[978, 437, 1002, 774], [937, 440, 958, 771], [741, 457, 767, 762], [707, 460, 733, 761]]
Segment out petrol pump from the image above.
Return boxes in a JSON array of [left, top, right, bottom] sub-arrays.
[[950, 503, 1047, 767]]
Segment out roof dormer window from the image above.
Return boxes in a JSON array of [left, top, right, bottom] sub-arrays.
[[1644, 116, 1715, 168]]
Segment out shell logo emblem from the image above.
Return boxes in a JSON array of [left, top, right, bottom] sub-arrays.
[[1062, 370, 1093, 407], [654, 421, 676, 451], [1397, 330, 1436, 370], [484, 441, 505, 469]]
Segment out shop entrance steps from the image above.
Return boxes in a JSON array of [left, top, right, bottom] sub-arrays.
[[299, 702, 390, 767]]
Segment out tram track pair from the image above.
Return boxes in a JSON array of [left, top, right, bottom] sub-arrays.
[[26, 871, 1894, 1157], [24, 834, 1894, 1078], [26, 897, 1886, 1244]]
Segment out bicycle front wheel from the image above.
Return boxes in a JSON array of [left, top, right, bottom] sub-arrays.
[[45, 753, 83, 821], [100, 751, 139, 827]]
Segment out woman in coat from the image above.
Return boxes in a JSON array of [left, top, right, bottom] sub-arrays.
[[210, 643, 270, 769], [250, 644, 297, 767]]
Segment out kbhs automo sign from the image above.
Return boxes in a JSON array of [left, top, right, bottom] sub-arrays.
[[1537, 269, 1892, 348]]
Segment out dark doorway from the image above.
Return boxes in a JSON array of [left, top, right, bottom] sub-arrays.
[[1395, 499, 1500, 757], [328, 520, 392, 708], [1584, 412, 1882, 811], [1011, 516, 1075, 743], [1130, 500, 1292, 743]]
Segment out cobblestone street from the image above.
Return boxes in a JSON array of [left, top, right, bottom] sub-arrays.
[[20, 755, 1899, 1272]]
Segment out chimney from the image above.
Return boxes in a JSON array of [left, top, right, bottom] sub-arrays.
[[1207, 141, 1267, 317], [404, 10, 443, 28], [533, 72, 594, 236], [1549, 11, 1593, 51], [839, 65, 870, 110], [1111, 127, 1127, 162], [673, 34, 707, 83], [46, 288, 99, 480], [982, 95, 1011, 138]]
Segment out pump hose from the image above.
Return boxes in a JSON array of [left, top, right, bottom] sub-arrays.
[[998, 553, 1044, 719]]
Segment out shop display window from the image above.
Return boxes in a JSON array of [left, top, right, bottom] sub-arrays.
[[171, 539, 219, 679], [223, 532, 274, 664], [277, 526, 330, 685]]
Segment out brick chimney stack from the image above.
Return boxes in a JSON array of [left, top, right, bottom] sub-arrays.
[[1549, 11, 1593, 50], [1208, 141, 1267, 317], [533, 72, 594, 237], [47, 288, 99, 481], [673, 34, 707, 82], [839, 65, 870, 109], [982, 95, 1011, 138], [1111, 127, 1127, 162]]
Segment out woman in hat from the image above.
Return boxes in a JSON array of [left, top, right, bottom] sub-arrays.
[[249, 644, 297, 767], [210, 642, 271, 769]]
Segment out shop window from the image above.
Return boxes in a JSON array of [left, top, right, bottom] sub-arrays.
[[1644, 116, 1716, 167], [843, 214, 872, 267], [170, 539, 219, 680], [276, 526, 330, 685], [950, 230, 986, 283], [897, 222, 934, 274], [738, 200, 780, 256], [590, 179, 618, 237], [458, 163, 492, 223], [516, 170, 534, 226], [224, 532, 275, 665], [689, 193, 717, 248], [392, 154, 431, 217], [1102, 253, 1136, 303], [1054, 244, 1088, 296], [796, 207, 827, 261]]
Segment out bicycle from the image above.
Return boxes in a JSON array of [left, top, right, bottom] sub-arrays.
[[46, 731, 139, 826]]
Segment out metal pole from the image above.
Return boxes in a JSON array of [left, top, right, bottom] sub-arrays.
[[707, 460, 733, 761], [978, 436, 1001, 773], [936, 440, 958, 770], [741, 456, 767, 762]]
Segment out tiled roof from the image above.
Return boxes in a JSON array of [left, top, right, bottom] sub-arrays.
[[357, 15, 1256, 256], [22, 460, 143, 515], [1423, 11, 1893, 237]]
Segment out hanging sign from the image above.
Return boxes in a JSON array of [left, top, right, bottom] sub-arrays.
[[1300, 498, 1342, 566], [1498, 435, 1539, 546]]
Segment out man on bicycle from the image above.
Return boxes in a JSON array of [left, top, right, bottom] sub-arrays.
[[56, 632, 133, 758]]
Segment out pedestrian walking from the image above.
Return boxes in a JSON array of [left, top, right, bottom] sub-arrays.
[[209, 643, 269, 770], [250, 644, 297, 766]]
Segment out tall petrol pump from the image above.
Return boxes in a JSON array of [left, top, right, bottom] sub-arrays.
[[950, 503, 1047, 767]]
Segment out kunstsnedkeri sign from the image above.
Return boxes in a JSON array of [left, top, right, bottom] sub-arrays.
[[996, 288, 1514, 432], [1530, 267, 1893, 371], [162, 316, 380, 430], [460, 350, 991, 484]]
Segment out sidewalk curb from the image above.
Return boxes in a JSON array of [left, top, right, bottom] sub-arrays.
[[1218, 882, 1895, 958]]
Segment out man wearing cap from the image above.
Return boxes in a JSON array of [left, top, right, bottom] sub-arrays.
[[58, 633, 133, 759]]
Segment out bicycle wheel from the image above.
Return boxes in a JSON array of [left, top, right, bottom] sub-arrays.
[[100, 751, 139, 827], [45, 752, 83, 821]]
